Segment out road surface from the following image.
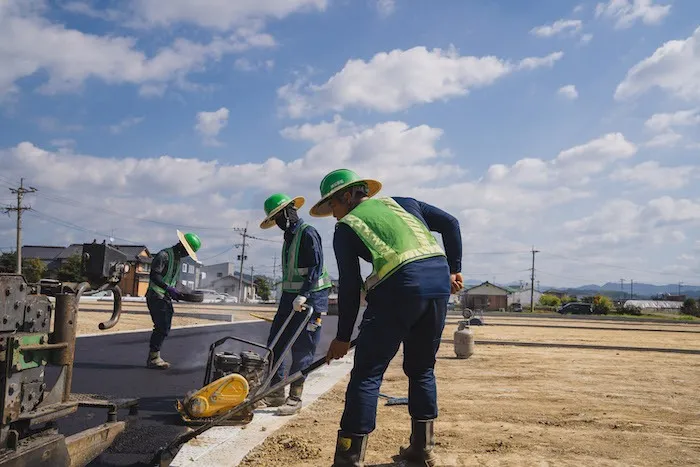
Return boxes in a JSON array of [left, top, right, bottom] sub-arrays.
[[50, 317, 342, 466]]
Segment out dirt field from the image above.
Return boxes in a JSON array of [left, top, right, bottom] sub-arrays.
[[66, 301, 278, 336], [241, 316, 700, 466]]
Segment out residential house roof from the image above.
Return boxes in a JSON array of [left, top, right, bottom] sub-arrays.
[[113, 245, 151, 263], [55, 244, 83, 260], [211, 273, 255, 287], [21, 246, 65, 261], [465, 281, 513, 294]]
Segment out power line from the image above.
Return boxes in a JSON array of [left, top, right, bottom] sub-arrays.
[[541, 252, 691, 278], [28, 209, 140, 244], [530, 247, 539, 313]]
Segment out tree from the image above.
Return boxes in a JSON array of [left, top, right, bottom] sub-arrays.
[[56, 254, 86, 282], [0, 252, 17, 273], [592, 295, 613, 315], [539, 294, 561, 307], [254, 276, 272, 301], [560, 294, 576, 304], [22, 258, 47, 283], [681, 298, 699, 317]]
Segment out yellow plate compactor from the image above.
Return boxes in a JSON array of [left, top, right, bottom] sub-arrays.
[[176, 305, 316, 425]]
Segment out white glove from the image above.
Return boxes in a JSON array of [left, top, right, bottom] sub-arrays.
[[293, 295, 307, 312]]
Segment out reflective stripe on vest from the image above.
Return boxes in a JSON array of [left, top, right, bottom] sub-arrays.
[[282, 223, 332, 293], [147, 248, 180, 298], [338, 197, 446, 291]]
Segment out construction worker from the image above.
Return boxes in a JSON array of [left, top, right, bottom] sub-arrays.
[[259, 193, 332, 415], [145, 230, 201, 369], [311, 169, 463, 467]]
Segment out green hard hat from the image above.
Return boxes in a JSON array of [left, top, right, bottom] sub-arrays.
[[309, 169, 382, 217], [177, 230, 201, 261], [260, 193, 305, 229]]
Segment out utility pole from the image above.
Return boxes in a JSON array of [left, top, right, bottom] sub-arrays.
[[236, 223, 249, 303], [530, 247, 539, 313], [678, 281, 683, 296], [3, 178, 37, 275], [250, 265, 255, 301], [630, 279, 634, 300], [272, 256, 277, 284]]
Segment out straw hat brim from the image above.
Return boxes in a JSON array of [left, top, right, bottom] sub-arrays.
[[177, 229, 198, 262], [309, 179, 382, 217], [259, 196, 305, 229]]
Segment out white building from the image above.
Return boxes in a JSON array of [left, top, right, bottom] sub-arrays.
[[508, 287, 543, 306], [209, 273, 256, 302]]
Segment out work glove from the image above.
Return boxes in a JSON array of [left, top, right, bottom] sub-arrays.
[[166, 286, 181, 302], [292, 295, 307, 312]]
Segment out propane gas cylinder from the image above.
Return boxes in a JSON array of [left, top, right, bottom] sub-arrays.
[[454, 320, 474, 359]]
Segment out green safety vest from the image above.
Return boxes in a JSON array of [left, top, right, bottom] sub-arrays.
[[282, 223, 332, 293], [147, 247, 181, 298], [338, 197, 446, 291]]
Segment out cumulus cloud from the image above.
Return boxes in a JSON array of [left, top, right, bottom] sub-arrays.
[[595, 0, 671, 29], [0, 0, 276, 98], [615, 27, 700, 101], [531, 19, 582, 37], [645, 109, 700, 132], [195, 108, 230, 146], [644, 131, 682, 148], [278, 46, 564, 117], [610, 161, 697, 189], [234, 58, 275, 72], [557, 84, 579, 100]]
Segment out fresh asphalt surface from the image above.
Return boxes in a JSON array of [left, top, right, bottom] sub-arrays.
[[48, 316, 343, 466]]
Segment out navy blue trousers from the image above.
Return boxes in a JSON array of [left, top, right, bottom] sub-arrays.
[[267, 290, 328, 385], [146, 292, 174, 352], [340, 296, 448, 434]]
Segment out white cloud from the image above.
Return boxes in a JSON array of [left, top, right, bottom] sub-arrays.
[[595, 0, 671, 29], [0, 1, 275, 98], [61, 1, 124, 22], [553, 132, 637, 176], [278, 46, 563, 117], [615, 27, 700, 101], [375, 0, 396, 17], [644, 131, 682, 148], [530, 19, 582, 37], [109, 116, 144, 135], [37, 117, 83, 133], [234, 58, 275, 72], [645, 109, 700, 132], [580, 33, 594, 44], [610, 161, 697, 189], [195, 108, 230, 146], [280, 114, 360, 143], [573, 4, 585, 14], [131, 0, 328, 30], [558, 84, 579, 100]]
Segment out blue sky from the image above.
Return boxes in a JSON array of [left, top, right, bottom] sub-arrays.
[[1, 0, 699, 288]]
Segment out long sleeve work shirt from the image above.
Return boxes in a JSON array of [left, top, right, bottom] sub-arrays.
[[284, 218, 325, 298], [333, 197, 462, 341]]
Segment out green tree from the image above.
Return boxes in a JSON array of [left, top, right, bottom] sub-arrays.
[[254, 276, 271, 301], [0, 252, 17, 273], [56, 254, 87, 282], [592, 295, 613, 315], [681, 298, 699, 317], [539, 294, 562, 307], [22, 258, 47, 283]]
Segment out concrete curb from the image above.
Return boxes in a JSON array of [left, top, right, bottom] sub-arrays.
[[171, 351, 355, 467]]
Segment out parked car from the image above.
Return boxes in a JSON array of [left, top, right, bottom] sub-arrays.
[[557, 302, 593, 314], [509, 303, 523, 312]]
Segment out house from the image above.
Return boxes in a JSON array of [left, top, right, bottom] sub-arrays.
[[112, 245, 152, 297], [179, 256, 202, 291], [200, 262, 238, 288], [20, 246, 66, 270], [508, 286, 543, 306], [463, 281, 511, 311], [210, 273, 256, 302]]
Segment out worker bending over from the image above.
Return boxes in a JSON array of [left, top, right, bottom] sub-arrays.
[[145, 230, 202, 369], [312, 169, 463, 467], [259, 193, 331, 415]]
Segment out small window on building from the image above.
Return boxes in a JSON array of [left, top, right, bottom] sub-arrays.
[[182, 263, 187, 273], [182, 280, 187, 286], [217, 272, 223, 278], [189, 265, 194, 274], [188, 281, 194, 288]]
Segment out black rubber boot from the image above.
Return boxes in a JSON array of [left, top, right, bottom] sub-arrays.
[[398, 419, 439, 466], [332, 431, 367, 467]]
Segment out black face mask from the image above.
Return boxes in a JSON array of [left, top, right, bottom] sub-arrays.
[[275, 206, 299, 231]]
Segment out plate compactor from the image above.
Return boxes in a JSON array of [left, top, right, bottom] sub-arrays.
[[176, 305, 316, 426]]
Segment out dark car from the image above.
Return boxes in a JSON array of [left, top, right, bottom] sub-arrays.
[[509, 303, 523, 312], [557, 302, 593, 314]]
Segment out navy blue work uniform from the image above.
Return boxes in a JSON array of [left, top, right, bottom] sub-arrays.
[[334, 197, 462, 434], [267, 218, 330, 385], [146, 248, 182, 352]]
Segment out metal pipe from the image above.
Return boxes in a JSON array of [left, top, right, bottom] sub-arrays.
[[98, 284, 122, 330], [20, 343, 68, 352], [51, 294, 78, 402]]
